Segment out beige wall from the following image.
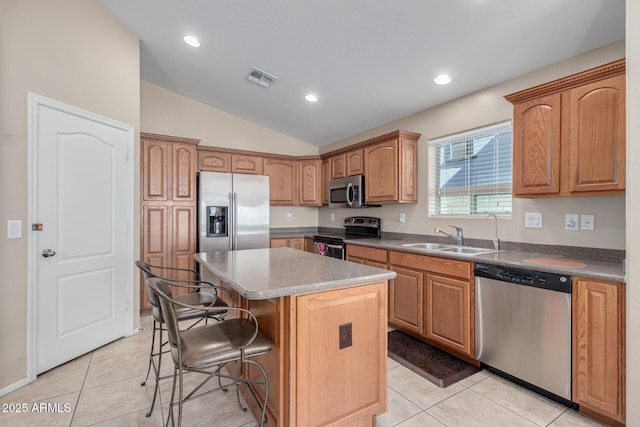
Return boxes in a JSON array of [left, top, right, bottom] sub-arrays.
[[141, 81, 320, 228], [0, 0, 140, 391], [626, 0, 639, 423], [319, 41, 626, 250]]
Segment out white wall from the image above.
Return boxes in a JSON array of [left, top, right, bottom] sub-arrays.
[[320, 41, 626, 250], [625, 0, 639, 423], [0, 0, 140, 391], [141, 81, 321, 228]]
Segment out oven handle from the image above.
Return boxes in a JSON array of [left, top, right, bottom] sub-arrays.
[[313, 241, 344, 251]]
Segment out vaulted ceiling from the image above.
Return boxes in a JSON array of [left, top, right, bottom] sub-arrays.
[[99, 0, 625, 146]]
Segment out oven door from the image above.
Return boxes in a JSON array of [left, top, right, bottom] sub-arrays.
[[313, 240, 345, 259]]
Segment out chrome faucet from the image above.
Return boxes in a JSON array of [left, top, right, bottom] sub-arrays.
[[434, 225, 464, 246], [486, 214, 500, 251]]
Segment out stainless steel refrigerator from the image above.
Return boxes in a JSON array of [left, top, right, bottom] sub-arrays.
[[198, 171, 270, 255]]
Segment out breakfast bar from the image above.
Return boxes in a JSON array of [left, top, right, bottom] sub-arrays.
[[194, 247, 396, 427]]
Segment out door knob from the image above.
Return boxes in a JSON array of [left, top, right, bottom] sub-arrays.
[[41, 249, 56, 257]]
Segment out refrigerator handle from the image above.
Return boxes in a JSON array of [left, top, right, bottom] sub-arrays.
[[233, 192, 239, 250], [228, 192, 234, 250]]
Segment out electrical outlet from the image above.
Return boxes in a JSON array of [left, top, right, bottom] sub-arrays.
[[330, 212, 335, 222], [581, 214, 595, 230], [286, 212, 293, 221], [399, 212, 406, 223], [565, 214, 579, 230], [525, 212, 542, 228], [339, 323, 352, 349]]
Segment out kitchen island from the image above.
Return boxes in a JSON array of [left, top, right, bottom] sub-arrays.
[[195, 248, 396, 427]]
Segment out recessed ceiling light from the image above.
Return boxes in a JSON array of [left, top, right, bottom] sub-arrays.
[[434, 74, 452, 85], [305, 94, 318, 103], [183, 35, 201, 48]]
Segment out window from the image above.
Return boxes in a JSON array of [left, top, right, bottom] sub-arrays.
[[428, 121, 512, 216]]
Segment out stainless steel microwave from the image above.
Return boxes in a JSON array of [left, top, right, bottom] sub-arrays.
[[329, 175, 379, 208]]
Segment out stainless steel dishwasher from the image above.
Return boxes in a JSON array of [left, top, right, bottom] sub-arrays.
[[475, 263, 574, 406]]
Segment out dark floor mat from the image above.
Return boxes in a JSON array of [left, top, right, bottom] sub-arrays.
[[388, 330, 480, 388]]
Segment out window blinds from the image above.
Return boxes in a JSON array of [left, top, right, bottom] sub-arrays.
[[428, 121, 512, 216]]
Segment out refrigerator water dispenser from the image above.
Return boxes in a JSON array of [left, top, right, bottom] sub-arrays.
[[207, 206, 227, 237]]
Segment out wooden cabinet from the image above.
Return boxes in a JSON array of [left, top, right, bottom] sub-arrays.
[[425, 273, 473, 356], [294, 283, 387, 426], [322, 158, 330, 205], [346, 244, 388, 269], [140, 133, 199, 312], [270, 237, 304, 250], [511, 94, 561, 195], [568, 74, 625, 193], [265, 158, 297, 205], [330, 154, 347, 179], [389, 266, 424, 335], [198, 150, 263, 174], [298, 158, 322, 206], [346, 149, 364, 176], [143, 137, 196, 202], [388, 250, 474, 359], [364, 131, 419, 204], [239, 281, 388, 427], [506, 59, 625, 197], [573, 277, 625, 424], [304, 237, 314, 253]]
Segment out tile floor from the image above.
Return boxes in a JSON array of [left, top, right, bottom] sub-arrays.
[[0, 316, 608, 427]]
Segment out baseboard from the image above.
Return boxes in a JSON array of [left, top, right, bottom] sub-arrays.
[[0, 377, 31, 398]]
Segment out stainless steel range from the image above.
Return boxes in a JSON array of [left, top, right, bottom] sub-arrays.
[[313, 217, 381, 259]]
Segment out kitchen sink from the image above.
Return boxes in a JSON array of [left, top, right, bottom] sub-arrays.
[[437, 246, 496, 254], [401, 242, 497, 255], [401, 243, 451, 250]]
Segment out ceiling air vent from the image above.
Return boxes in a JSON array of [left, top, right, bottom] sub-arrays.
[[246, 66, 278, 88]]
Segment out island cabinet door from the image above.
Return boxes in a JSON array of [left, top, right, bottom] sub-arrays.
[[294, 282, 387, 426], [244, 297, 283, 427]]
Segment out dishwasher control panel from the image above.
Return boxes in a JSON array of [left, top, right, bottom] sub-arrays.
[[475, 263, 571, 293]]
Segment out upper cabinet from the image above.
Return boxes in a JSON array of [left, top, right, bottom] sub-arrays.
[[322, 158, 330, 205], [506, 59, 625, 197], [142, 133, 198, 202], [265, 158, 297, 205], [198, 149, 263, 175], [298, 158, 322, 206], [364, 131, 420, 204], [346, 149, 364, 176], [330, 154, 347, 179]]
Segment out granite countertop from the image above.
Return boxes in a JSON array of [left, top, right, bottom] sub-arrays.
[[194, 247, 397, 300], [345, 238, 625, 283]]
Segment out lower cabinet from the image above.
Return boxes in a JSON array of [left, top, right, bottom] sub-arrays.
[[304, 237, 314, 253], [140, 204, 195, 311], [388, 250, 474, 359], [388, 266, 424, 335], [573, 277, 626, 425], [424, 273, 472, 357], [346, 244, 388, 269], [270, 237, 304, 250]]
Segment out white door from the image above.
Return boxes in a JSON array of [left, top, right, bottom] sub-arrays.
[[30, 94, 133, 374]]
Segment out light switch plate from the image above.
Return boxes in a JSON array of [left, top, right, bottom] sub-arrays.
[[581, 214, 595, 230], [7, 220, 22, 239], [525, 212, 542, 228], [565, 214, 579, 230], [286, 212, 293, 221]]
